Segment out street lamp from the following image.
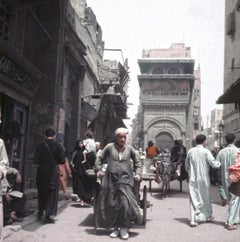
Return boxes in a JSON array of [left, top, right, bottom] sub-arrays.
[[218, 121, 224, 149]]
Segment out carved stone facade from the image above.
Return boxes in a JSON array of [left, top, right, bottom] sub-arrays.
[[136, 43, 199, 151]]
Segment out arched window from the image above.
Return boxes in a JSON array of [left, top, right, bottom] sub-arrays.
[[152, 67, 164, 74], [168, 67, 179, 74]]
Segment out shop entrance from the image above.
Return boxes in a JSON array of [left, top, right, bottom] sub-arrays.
[[0, 94, 28, 174]]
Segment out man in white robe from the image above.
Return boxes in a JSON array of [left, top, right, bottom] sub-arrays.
[[0, 138, 9, 241], [216, 133, 240, 230], [185, 134, 220, 227]]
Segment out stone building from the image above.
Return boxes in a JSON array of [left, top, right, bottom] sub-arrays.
[[205, 109, 223, 151], [202, 108, 223, 154], [192, 67, 202, 139], [216, 0, 240, 141], [0, 0, 128, 190], [89, 59, 129, 146], [135, 43, 201, 151]]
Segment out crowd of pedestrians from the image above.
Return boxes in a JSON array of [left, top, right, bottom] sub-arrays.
[[1, 123, 240, 240]]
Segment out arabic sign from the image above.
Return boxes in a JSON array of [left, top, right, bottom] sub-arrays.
[[0, 52, 39, 92]]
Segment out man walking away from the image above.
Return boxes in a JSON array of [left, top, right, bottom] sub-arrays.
[[34, 128, 65, 223], [216, 133, 240, 230], [185, 134, 220, 227]]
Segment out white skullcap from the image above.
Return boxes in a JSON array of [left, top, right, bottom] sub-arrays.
[[114, 127, 128, 136]]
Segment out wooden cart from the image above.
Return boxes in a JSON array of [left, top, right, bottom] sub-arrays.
[[133, 173, 155, 225]]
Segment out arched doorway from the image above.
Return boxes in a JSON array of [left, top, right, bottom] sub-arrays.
[[156, 132, 173, 152]]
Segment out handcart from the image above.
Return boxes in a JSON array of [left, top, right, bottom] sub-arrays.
[[132, 155, 156, 225], [133, 172, 155, 225]]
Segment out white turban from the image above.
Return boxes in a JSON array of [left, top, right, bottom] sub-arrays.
[[114, 127, 128, 137]]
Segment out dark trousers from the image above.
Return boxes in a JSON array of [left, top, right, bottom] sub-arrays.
[[3, 193, 27, 225], [209, 167, 218, 185], [3, 195, 10, 224], [38, 185, 59, 217], [11, 194, 26, 217], [71, 169, 78, 194]]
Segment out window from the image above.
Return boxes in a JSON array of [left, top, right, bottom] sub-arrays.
[[193, 89, 200, 100], [152, 67, 163, 74], [235, 102, 240, 110], [194, 123, 199, 130], [236, 0, 240, 11], [226, 11, 235, 36], [193, 107, 199, 116], [168, 67, 179, 74], [0, 0, 10, 40]]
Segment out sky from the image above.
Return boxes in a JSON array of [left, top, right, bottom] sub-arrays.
[[87, 0, 225, 129]]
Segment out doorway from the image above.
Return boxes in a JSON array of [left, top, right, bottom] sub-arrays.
[[0, 94, 28, 173], [155, 132, 173, 152]]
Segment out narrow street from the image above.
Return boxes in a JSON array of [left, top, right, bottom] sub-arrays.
[[3, 180, 240, 242]]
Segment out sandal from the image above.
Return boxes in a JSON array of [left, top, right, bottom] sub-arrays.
[[10, 212, 18, 221], [227, 224, 237, 230], [76, 199, 85, 206]]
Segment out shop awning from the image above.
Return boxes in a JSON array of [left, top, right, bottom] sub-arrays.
[[81, 101, 97, 121], [216, 77, 240, 104]]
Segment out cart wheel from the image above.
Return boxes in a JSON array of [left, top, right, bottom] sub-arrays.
[[142, 185, 147, 225], [93, 182, 100, 228]]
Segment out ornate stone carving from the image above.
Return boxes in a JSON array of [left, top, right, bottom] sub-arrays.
[[0, 52, 39, 92], [84, 7, 97, 27]]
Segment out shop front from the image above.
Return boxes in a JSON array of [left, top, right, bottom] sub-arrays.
[[0, 45, 41, 190]]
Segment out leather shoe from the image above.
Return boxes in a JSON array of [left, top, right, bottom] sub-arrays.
[[44, 217, 55, 224]]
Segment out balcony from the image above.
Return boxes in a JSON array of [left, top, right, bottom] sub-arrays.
[[140, 91, 190, 107], [141, 91, 189, 100]]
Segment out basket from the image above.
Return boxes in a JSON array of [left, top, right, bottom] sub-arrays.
[[228, 181, 240, 196]]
